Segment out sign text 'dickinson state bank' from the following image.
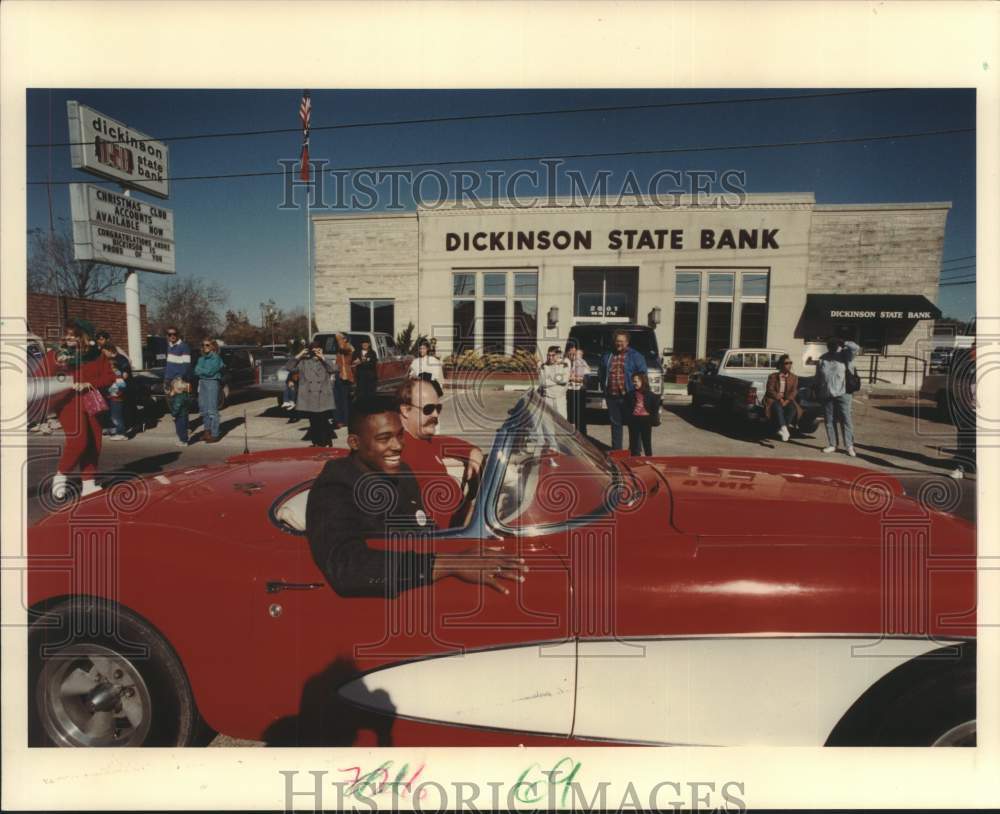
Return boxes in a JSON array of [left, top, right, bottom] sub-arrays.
[[445, 227, 780, 252]]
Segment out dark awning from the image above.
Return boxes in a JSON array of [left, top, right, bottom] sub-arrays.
[[803, 294, 941, 322]]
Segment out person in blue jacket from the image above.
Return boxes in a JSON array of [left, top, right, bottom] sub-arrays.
[[194, 338, 225, 443], [598, 329, 647, 450], [163, 326, 192, 446]]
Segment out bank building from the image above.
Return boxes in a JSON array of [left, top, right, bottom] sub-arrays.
[[312, 193, 947, 382]]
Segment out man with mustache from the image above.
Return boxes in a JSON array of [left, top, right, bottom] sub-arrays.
[[306, 395, 522, 598], [397, 378, 484, 529]]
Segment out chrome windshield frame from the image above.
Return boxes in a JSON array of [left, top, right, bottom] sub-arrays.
[[476, 391, 622, 539]]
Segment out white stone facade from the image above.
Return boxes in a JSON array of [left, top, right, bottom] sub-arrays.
[[313, 194, 949, 381]]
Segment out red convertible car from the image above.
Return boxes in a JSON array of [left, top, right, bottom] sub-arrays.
[[27, 395, 976, 748]]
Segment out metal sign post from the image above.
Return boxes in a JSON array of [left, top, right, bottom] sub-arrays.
[[121, 190, 142, 365]]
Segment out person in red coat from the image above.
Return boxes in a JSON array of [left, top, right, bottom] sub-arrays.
[[397, 377, 484, 529], [40, 319, 116, 499]]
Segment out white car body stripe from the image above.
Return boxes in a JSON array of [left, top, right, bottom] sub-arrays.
[[338, 637, 959, 744], [338, 641, 576, 736], [573, 637, 958, 745]]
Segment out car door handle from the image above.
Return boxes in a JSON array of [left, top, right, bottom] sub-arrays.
[[265, 580, 326, 594]]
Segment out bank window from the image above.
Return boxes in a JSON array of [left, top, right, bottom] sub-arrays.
[[350, 299, 395, 335], [708, 273, 735, 298], [452, 273, 476, 354], [706, 302, 733, 358], [741, 273, 768, 299], [482, 282, 506, 354], [453, 273, 476, 297], [483, 273, 506, 297], [513, 272, 538, 352], [675, 273, 700, 297], [739, 303, 768, 347], [738, 272, 769, 348], [573, 267, 638, 320], [672, 271, 700, 358], [453, 269, 538, 355]]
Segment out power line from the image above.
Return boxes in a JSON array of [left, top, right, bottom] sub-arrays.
[[941, 254, 975, 264], [27, 126, 976, 187], [940, 265, 976, 275], [940, 280, 975, 287], [27, 89, 903, 149]]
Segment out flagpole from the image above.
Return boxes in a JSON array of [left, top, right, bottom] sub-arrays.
[[306, 187, 312, 340], [299, 90, 313, 342]]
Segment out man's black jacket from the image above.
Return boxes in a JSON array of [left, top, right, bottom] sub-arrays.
[[305, 454, 437, 598]]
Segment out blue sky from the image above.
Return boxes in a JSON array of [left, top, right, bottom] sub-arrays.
[[26, 88, 976, 320]]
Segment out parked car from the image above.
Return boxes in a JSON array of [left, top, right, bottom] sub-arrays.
[[920, 345, 977, 421], [567, 323, 664, 411], [257, 331, 413, 405], [687, 348, 821, 432], [27, 394, 975, 748], [132, 345, 277, 415]]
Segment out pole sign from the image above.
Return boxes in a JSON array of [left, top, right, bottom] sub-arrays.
[[69, 183, 176, 274], [67, 101, 169, 199]]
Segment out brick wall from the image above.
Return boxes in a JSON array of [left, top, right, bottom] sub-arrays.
[[806, 204, 949, 377], [27, 292, 149, 346], [807, 205, 946, 298], [313, 214, 418, 335]]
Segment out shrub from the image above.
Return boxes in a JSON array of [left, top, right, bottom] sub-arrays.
[[443, 348, 539, 373]]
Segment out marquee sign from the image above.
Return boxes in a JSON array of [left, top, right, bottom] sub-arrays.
[[69, 183, 175, 274], [67, 101, 170, 199]]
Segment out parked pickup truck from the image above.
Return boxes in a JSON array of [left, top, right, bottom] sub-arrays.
[[688, 348, 821, 431], [256, 331, 413, 405], [568, 323, 664, 412]]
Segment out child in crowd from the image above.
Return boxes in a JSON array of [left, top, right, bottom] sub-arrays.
[[538, 345, 569, 419], [167, 376, 190, 447], [626, 372, 661, 456]]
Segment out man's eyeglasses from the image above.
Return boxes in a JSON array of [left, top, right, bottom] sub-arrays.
[[167, 332, 178, 337], [404, 402, 444, 416], [201, 344, 211, 349]]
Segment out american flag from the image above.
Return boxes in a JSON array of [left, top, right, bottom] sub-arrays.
[[299, 91, 311, 182]]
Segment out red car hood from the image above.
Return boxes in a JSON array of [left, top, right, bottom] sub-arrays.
[[640, 456, 917, 538]]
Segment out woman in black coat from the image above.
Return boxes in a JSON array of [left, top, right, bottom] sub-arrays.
[[351, 339, 378, 399], [626, 372, 661, 456]]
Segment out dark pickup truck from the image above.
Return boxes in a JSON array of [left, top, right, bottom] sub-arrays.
[[132, 345, 283, 415], [568, 323, 665, 412]]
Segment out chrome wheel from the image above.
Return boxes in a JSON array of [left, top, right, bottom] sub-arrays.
[[36, 643, 153, 747], [932, 720, 976, 746]]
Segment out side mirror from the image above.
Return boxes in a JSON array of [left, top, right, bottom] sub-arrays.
[[609, 449, 631, 461]]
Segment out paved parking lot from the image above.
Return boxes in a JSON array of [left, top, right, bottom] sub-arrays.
[[26, 385, 975, 525]]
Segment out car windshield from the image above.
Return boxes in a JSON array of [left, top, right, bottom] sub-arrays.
[[491, 394, 617, 531], [570, 327, 659, 363]]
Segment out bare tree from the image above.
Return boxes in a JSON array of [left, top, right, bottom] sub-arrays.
[[222, 309, 263, 345], [148, 276, 228, 341], [275, 307, 315, 346], [27, 224, 125, 299]]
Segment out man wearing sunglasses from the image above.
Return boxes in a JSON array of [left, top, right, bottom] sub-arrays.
[[763, 354, 803, 442], [398, 378, 484, 529], [306, 395, 525, 598], [163, 326, 192, 446]]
